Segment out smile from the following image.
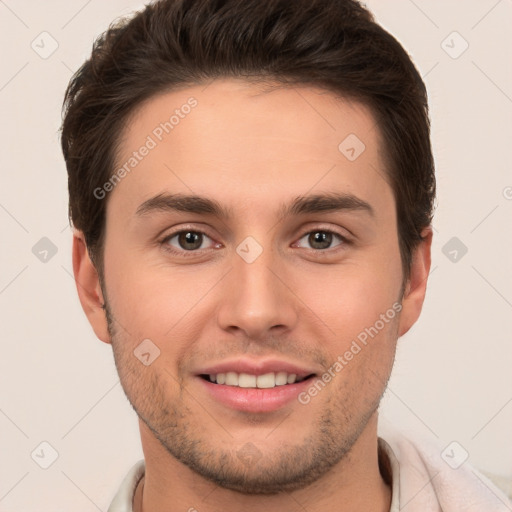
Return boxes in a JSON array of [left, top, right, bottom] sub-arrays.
[[202, 371, 312, 388]]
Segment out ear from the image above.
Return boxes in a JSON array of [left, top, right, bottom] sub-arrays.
[[72, 230, 111, 344], [398, 226, 433, 337]]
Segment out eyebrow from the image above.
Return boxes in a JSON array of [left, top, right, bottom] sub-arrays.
[[135, 192, 374, 219]]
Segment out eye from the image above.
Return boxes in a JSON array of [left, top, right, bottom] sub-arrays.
[[294, 230, 347, 250], [162, 230, 217, 253]]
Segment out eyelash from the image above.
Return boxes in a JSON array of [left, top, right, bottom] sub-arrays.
[[159, 227, 351, 258]]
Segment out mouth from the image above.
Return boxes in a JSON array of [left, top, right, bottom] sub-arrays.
[[195, 360, 319, 413], [199, 371, 315, 388]]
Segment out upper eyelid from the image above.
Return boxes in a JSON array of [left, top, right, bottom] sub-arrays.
[[161, 230, 216, 248], [296, 230, 347, 243]]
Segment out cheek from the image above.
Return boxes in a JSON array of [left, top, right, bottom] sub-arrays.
[[103, 249, 223, 355], [298, 257, 402, 340]]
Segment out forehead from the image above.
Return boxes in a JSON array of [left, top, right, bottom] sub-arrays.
[[110, 78, 392, 219]]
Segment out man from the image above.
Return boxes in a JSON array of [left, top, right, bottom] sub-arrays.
[[60, 0, 511, 510]]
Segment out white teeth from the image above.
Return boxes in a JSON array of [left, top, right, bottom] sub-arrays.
[[225, 372, 238, 386], [238, 373, 257, 388], [208, 371, 303, 388], [275, 372, 288, 386], [257, 373, 275, 389]]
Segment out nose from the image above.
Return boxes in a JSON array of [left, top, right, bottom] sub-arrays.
[[216, 243, 299, 341]]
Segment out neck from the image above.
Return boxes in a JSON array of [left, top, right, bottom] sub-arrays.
[[133, 414, 391, 512]]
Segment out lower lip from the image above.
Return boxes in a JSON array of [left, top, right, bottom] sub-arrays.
[[198, 377, 314, 413]]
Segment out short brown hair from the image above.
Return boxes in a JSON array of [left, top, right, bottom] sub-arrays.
[[61, 0, 435, 280]]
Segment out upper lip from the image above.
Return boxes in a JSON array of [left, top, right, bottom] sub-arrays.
[[195, 358, 319, 379]]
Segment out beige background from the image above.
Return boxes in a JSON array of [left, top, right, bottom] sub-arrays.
[[0, 0, 511, 510]]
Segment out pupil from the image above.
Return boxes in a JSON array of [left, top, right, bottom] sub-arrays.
[[179, 231, 202, 250], [310, 231, 331, 249]]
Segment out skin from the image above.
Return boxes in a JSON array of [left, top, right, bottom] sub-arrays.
[[73, 79, 432, 512]]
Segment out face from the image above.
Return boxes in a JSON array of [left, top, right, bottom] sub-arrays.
[[77, 79, 429, 494]]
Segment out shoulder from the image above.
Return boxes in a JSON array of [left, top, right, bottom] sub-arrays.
[[378, 424, 512, 511], [108, 460, 145, 512]]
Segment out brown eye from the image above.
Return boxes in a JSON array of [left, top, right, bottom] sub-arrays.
[[308, 231, 333, 250], [163, 230, 214, 253], [177, 231, 203, 250], [295, 230, 345, 251]]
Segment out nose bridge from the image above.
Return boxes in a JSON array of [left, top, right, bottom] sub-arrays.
[[216, 237, 298, 337]]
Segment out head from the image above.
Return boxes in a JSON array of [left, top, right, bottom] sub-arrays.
[[63, 0, 434, 495]]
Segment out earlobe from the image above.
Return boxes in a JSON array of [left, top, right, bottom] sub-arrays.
[[398, 226, 433, 337], [72, 231, 111, 344]]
